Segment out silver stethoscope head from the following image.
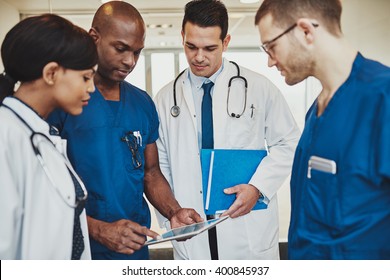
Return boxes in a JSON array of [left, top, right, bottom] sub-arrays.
[[170, 105, 180, 117], [171, 69, 187, 117]]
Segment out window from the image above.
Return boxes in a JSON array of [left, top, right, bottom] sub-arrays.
[[150, 53, 175, 97], [125, 55, 146, 90]]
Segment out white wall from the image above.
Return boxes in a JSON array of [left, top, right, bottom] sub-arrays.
[[0, 0, 19, 72], [342, 0, 390, 66]]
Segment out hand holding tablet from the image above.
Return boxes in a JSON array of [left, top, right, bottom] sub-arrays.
[[144, 216, 229, 246]]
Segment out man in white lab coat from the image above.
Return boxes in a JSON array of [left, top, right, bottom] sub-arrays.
[[154, 0, 300, 259]]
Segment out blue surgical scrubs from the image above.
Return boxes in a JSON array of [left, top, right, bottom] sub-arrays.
[[49, 81, 159, 260], [288, 53, 390, 259]]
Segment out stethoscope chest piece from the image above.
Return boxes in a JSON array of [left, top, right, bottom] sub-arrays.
[[170, 105, 180, 117]]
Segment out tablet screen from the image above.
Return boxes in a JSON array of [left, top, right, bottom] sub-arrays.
[[144, 216, 229, 246]]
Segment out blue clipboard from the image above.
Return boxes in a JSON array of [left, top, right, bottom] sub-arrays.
[[201, 149, 268, 215]]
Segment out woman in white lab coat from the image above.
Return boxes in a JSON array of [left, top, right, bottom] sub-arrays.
[[0, 14, 97, 259], [155, 57, 301, 259]]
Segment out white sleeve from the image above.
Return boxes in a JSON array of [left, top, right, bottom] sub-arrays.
[[249, 82, 301, 201], [0, 140, 22, 259], [153, 91, 173, 228]]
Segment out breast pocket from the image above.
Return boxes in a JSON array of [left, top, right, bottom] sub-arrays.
[[120, 130, 146, 172], [226, 105, 259, 148], [306, 169, 342, 232]]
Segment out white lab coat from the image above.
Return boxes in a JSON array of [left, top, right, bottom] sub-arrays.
[[154, 59, 300, 260], [0, 97, 91, 260]]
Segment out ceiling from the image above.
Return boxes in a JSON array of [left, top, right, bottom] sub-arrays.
[[3, 0, 263, 49]]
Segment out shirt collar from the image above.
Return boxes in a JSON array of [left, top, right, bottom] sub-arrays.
[[2, 96, 69, 154], [188, 60, 225, 90], [2, 96, 52, 136]]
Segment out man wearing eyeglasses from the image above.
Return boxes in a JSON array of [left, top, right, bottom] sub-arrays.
[[48, 1, 203, 260], [256, 0, 390, 259]]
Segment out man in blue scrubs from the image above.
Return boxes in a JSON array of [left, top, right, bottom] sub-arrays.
[[49, 1, 202, 260], [255, 0, 390, 259]]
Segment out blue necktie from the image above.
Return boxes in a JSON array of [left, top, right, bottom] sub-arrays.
[[202, 81, 219, 260], [202, 81, 214, 149], [68, 168, 85, 260], [50, 126, 85, 259]]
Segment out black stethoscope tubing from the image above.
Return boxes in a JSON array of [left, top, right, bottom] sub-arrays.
[[171, 60, 248, 118], [1, 103, 87, 208], [227, 61, 248, 118], [2, 104, 56, 156], [171, 68, 186, 117]]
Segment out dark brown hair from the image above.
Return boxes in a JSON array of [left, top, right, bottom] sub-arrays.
[[255, 0, 342, 36]]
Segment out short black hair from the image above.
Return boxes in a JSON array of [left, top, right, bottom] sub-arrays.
[[182, 0, 228, 40]]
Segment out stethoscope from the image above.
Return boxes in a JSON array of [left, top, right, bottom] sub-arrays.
[[171, 60, 248, 118], [2, 104, 88, 208]]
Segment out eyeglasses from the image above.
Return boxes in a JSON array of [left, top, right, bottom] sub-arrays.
[[121, 131, 142, 169], [261, 23, 319, 58], [261, 23, 297, 58]]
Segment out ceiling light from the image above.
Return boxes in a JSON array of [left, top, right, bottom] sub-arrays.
[[101, 0, 122, 3], [147, 24, 173, 29], [148, 24, 157, 29], [240, 0, 260, 3], [160, 24, 172, 29]]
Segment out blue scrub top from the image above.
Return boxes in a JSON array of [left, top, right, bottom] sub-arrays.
[[289, 53, 390, 260], [49, 81, 159, 260]]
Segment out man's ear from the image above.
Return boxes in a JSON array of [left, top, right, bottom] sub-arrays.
[[89, 27, 100, 43], [42, 62, 60, 86], [181, 30, 185, 46], [222, 34, 231, 52], [296, 18, 318, 44]]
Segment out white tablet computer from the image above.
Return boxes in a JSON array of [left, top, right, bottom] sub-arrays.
[[144, 216, 229, 246]]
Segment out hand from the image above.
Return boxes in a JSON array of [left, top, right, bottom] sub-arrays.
[[168, 208, 203, 242], [169, 208, 204, 229], [221, 184, 261, 218], [88, 218, 160, 255]]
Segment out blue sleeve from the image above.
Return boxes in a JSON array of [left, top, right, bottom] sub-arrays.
[[377, 90, 390, 180], [146, 96, 159, 145]]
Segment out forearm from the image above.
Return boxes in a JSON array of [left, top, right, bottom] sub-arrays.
[[87, 216, 106, 243], [144, 167, 181, 220]]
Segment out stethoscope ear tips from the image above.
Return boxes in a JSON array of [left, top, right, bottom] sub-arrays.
[[230, 113, 241, 118]]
